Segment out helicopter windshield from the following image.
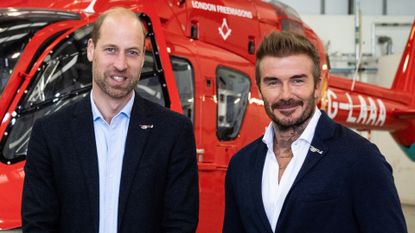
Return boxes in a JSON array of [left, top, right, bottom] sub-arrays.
[[0, 9, 79, 96]]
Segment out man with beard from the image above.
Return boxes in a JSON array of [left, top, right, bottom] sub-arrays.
[[222, 31, 407, 233], [22, 7, 199, 233]]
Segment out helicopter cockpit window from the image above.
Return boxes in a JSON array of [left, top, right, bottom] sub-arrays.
[[0, 21, 48, 95], [216, 67, 250, 141], [136, 52, 166, 106], [171, 56, 194, 122], [0, 9, 80, 97], [24, 26, 93, 107], [1, 24, 93, 162], [1, 14, 169, 163]]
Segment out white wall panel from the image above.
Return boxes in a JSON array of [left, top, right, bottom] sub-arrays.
[[278, 0, 415, 16], [301, 15, 412, 55], [325, 1, 348, 14], [388, 0, 415, 15], [361, 0, 383, 15]]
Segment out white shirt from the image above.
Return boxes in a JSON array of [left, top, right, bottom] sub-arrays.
[[91, 92, 134, 233], [261, 107, 321, 232]]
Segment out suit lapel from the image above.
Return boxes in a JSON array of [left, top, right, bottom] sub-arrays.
[[291, 138, 328, 187], [275, 111, 336, 232], [71, 95, 99, 233], [251, 141, 274, 233], [118, 95, 153, 228], [291, 112, 334, 187]]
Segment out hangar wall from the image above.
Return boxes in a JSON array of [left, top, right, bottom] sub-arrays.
[[299, 14, 415, 232], [278, 0, 415, 15]]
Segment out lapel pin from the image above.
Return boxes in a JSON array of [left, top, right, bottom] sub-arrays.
[[139, 124, 154, 129], [309, 145, 323, 155]]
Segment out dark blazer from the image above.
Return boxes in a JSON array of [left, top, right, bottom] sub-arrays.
[[223, 111, 407, 233], [22, 93, 199, 233]]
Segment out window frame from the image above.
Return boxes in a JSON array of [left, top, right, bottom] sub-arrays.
[[215, 65, 251, 141], [170, 55, 195, 123]]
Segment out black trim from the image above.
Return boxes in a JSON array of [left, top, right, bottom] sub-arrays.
[[139, 13, 170, 108], [0, 8, 80, 22]]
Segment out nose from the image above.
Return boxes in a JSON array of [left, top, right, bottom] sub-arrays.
[[280, 83, 292, 100], [113, 52, 128, 71]]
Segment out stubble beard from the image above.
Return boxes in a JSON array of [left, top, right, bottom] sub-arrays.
[[94, 70, 140, 99], [265, 97, 316, 132]]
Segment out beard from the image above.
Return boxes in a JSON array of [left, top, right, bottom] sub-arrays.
[[93, 68, 140, 99], [264, 96, 316, 132]]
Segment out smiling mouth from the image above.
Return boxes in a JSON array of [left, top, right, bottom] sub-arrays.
[[111, 75, 127, 82], [272, 99, 303, 111], [277, 105, 298, 110], [276, 106, 297, 116], [271, 100, 303, 116]]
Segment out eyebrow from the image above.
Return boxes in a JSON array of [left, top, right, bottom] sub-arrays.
[[262, 74, 307, 81], [262, 74, 307, 82], [290, 74, 307, 79], [262, 76, 278, 81], [101, 43, 143, 52]]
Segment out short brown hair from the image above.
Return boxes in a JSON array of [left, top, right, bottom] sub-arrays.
[[90, 7, 146, 44], [255, 31, 321, 86]]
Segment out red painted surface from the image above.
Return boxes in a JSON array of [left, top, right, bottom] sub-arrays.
[[0, 1, 414, 231]]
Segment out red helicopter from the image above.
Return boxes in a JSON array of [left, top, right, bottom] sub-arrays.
[[0, 0, 414, 232]]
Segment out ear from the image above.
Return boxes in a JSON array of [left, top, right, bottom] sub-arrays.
[[87, 39, 95, 62]]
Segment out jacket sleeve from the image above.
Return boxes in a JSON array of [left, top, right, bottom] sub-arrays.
[[22, 120, 59, 233], [162, 118, 199, 233], [222, 157, 246, 233], [351, 145, 408, 233]]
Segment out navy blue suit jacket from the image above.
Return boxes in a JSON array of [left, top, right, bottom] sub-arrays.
[[223, 111, 407, 233], [22, 93, 199, 233]]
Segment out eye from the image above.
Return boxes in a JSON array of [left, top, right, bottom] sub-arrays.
[[268, 80, 277, 85], [292, 79, 304, 85], [104, 47, 116, 54], [127, 50, 140, 57], [264, 79, 280, 87]]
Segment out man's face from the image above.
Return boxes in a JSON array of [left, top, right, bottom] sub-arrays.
[[258, 54, 321, 131], [87, 13, 145, 100]]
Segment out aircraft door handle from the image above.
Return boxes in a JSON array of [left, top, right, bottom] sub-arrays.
[[196, 148, 205, 162], [196, 148, 205, 154]]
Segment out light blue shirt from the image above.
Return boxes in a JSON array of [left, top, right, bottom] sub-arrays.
[[90, 92, 134, 233]]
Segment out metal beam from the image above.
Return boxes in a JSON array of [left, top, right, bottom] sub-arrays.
[[348, 0, 354, 14]]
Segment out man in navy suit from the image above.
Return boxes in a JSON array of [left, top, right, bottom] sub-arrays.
[[223, 31, 407, 233], [22, 7, 198, 233]]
